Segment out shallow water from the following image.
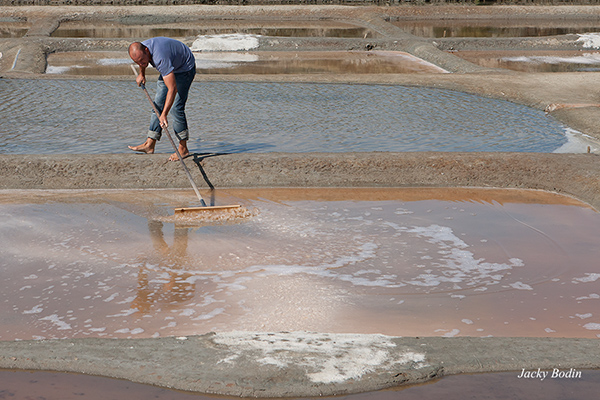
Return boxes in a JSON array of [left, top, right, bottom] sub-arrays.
[[0, 22, 29, 38], [1, 369, 599, 400], [392, 19, 600, 38], [0, 79, 572, 154], [46, 50, 446, 75], [1, 188, 599, 340], [453, 50, 600, 73], [50, 20, 375, 39]]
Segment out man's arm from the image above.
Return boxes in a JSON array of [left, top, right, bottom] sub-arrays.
[[136, 64, 147, 87], [159, 72, 178, 128]]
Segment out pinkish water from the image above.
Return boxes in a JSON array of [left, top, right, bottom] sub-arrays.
[[1, 187, 599, 341], [1, 368, 599, 400]]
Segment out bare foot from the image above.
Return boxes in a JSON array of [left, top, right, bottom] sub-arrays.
[[128, 138, 156, 154], [169, 141, 189, 161]]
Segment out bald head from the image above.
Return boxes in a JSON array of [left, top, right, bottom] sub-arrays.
[[129, 42, 151, 67]]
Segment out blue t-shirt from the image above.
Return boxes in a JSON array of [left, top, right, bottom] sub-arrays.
[[142, 37, 196, 76]]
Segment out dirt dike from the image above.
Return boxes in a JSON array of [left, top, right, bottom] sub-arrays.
[[2, 151, 600, 209], [1, 333, 599, 397]]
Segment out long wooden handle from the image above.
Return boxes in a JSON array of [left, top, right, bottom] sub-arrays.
[[130, 64, 206, 207]]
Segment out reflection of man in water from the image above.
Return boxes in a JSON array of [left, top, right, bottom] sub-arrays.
[[131, 220, 194, 315], [128, 37, 196, 161]]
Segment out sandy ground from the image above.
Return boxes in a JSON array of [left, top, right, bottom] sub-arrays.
[[1, 334, 599, 397], [1, 4, 600, 397], [2, 152, 600, 211]]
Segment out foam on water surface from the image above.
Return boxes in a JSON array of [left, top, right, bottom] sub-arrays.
[[502, 53, 600, 65], [1, 188, 599, 340]]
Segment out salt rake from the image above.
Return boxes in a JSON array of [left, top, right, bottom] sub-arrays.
[[131, 64, 241, 215]]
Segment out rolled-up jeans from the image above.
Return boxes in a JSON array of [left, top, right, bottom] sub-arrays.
[[147, 67, 196, 142]]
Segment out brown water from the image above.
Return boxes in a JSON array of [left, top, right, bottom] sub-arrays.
[[453, 50, 600, 73], [392, 19, 600, 38], [0, 22, 29, 38], [1, 188, 599, 340], [1, 368, 599, 399], [50, 20, 375, 39], [45, 50, 447, 76]]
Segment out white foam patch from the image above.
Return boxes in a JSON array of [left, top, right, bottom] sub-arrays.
[[576, 293, 600, 300], [23, 304, 44, 314], [192, 307, 225, 320], [39, 314, 72, 330], [45, 65, 85, 74], [107, 308, 138, 317], [575, 313, 593, 319], [573, 273, 600, 283], [583, 323, 600, 330], [191, 34, 261, 52], [97, 58, 131, 65], [115, 327, 144, 334], [388, 224, 524, 288], [46, 66, 71, 74], [577, 33, 600, 49], [103, 293, 118, 302], [510, 281, 533, 291], [554, 128, 600, 154], [179, 309, 195, 316], [212, 332, 427, 384], [242, 242, 394, 288], [504, 53, 600, 65], [257, 356, 288, 368], [442, 329, 460, 337]]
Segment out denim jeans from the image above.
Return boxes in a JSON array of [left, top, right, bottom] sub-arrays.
[[147, 68, 196, 142]]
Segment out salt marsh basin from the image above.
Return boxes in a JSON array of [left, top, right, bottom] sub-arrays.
[[2, 187, 599, 340], [1, 184, 600, 396], [0, 80, 578, 154]]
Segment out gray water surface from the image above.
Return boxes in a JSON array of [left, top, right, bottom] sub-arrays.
[[0, 79, 568, 154]]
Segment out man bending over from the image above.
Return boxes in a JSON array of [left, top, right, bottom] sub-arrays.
[[128, 37, 196, 161]]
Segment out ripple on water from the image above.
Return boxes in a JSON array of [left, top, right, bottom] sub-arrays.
[[0, 80, 570, 154]]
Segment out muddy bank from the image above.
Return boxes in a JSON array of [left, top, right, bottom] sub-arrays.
[[2, 152, 600, 210], [0, 333, 598, 397]]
